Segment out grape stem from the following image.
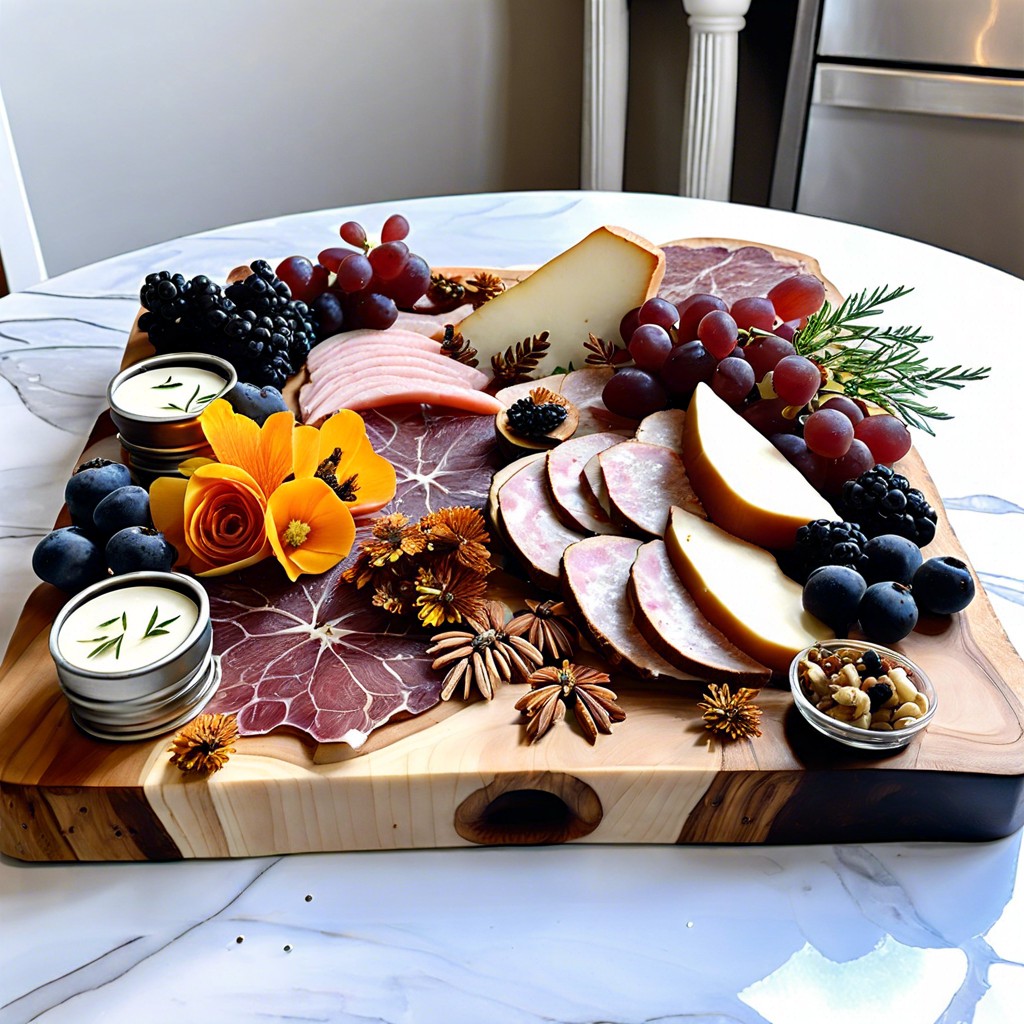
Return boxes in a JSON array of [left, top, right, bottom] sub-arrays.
[[789, 284, 991, 435]]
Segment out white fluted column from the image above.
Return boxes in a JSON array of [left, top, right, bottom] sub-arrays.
[[680, 0, 751, 200], [581, 0, 629, 190]]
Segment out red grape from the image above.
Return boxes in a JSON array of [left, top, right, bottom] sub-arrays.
[[698, 310, 739, 359], [819, 394, 865, 425], [602, 368, 668, 418], [854, 414, 912, 463], [772, 354, 821, 406], [276, 256, 329, 304], [774, 321, 798, 342], [804, 408, 855, 458], [767, 274, 826, 322], [711, 356, 754, 406], [822, 439, 874, 495], [628, 324, 673, 371], [349, 291, 398, 331], [339, 220, 367, 249], [619, 306, 641, 344], [730, 296, 776, 332], [336, 252, 373, 292], [742, 398, 799, 437], [383, 254, 431, 307], [318, 246, 350, 273], [743, 335, 795, 380], [677, 294, 727, 341], [637, 297, 679, 331], [661, 341, 717, 400], [368, 241, 409, 281], [381, 214, 410, 243], [771, 434, 829, 488], [312, 291, 344, 335]]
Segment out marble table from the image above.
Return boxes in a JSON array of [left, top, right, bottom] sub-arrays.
[[1, 191, 1022, 1022]]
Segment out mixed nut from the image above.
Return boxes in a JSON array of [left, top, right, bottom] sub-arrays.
[[796, 644, 929, 733]]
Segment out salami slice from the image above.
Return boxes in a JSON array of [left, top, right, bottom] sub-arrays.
[[634, 408, 685, 455], [497, 457, 585, 589], [599, 440, 704, 537], [546, 431, 622, 534], [561, 536, 690, 681], [628, 540, 770, 683]]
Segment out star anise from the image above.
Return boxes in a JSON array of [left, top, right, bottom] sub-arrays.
[[426, 601, 544, 700], [491, 331, 551, 384], [697, 683, 763, 741], [506, 599, 579, 660], [463, 271, 505, 307], [515, 660, 626, 744], [168, 713, 238, 775]]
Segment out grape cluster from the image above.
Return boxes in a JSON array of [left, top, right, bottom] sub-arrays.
[[139, 261, 318, 389], [275, 213, 432, 337]]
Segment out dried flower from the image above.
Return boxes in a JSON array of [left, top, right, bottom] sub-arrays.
[[491, 332, 551, 383], [420, 506, 492, 574], [414, 558, 488, 628], [426, 601, 544, 700], [505, 599, 579, 660], [515, 660, 626, 744], [168, 713, 239, 775], [697, 683, 764, 741], [463, 271, 505, 307], [440, 324, 479, 367], [364, 513, 426, 566], [583, 332, 626, 368]]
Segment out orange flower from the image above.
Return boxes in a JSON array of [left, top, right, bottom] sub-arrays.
[[265, 477, 356, 582], [200, 400, 295, 498], [293, 409, 396, 517]]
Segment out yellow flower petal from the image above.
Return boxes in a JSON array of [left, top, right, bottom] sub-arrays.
[[265, 477, 356, 582], [199, 400, 295, 498], [149, 474, 213, 573], [346, 436, 398, 517], [292, 423, 321, 480], [178, 456, 215, 478], [317, 410, 369, 464]]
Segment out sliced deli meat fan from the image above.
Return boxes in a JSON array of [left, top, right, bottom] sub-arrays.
[[545, 432, 622, 534]]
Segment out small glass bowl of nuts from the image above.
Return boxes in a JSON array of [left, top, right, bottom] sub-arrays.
[[789, 640, 936, 751]]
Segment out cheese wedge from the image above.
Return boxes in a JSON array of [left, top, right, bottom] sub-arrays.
[[665, 506, 833, 673], [682, 382, 837, 549], [459, 226, 665, 377]]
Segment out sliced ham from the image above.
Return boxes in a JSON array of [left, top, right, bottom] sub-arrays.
[[545, 432, 621, 535], [599, 440, 704, 537], [561, 535, 690, 682], [634, 408, 685, 454], [307, 328, 447, 371], [496, 458, 585, 590], [394, 303, 474, 338], [581, 452, 613, 517], [488, 451, 546, 549], [628, 540, 770, 683], [304, 378, 503, 422], [313, 347, 488, 387]]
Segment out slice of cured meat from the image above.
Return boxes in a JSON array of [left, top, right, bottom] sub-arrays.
[[634, 408, 685, 455], [496, 368, 635, 437], [307, 328, 446, 371], [561, 535, 690, 682], [497, 457, 584, 589], [488, 450, 546, 547], [581, 452, 612, 516], [599, 440, 704, 537], [304, 378, 504, 423], [658, 239, 841, 309], [545, 431, 622, 534], [628, 540, 770, 683], [394, 303, 474, 337]]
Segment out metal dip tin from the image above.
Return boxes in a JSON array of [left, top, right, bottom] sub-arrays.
[[49, 571, 218, 741], [107, 352, 236, 478]]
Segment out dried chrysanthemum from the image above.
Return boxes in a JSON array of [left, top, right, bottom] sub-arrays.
[[426, 600, 544, 700], [168, 713, 239, 775], [697, 683, 763, 741], [414, 559, 488, 628], [420, 506, 492, 574], [363, 513, 426, 566], [506, 599, 579, 660], [515, 660, 626, 744]]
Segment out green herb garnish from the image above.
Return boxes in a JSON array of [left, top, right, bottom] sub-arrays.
[[142, 605, 181, 639], [792, 284, 990, 434], [79, 611, 128, 660], [152, 375, 182, 390], [162, 383, 218, 414]]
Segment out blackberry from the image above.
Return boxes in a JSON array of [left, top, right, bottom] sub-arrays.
[[506, 398, 568, 438], [139, 261, 320, 388], [839, 464, 938, 546], [785, 518, 869, 583]]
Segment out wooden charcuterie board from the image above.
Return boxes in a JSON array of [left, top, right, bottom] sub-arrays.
[[2, 245, 1023, 861]]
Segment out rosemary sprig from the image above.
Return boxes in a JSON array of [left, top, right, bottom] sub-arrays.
[[143, 606, 181, 639], [792, 285, 990, 435], [79, 611, 128, 660], [161, 383, 218, 413]]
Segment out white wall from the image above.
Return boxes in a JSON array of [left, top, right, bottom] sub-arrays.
[[0, 0, 583, 278]]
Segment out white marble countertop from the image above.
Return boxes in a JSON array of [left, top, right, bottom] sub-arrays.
[[1, 191, 1022, 1022]]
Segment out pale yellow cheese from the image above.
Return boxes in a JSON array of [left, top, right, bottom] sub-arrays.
[[665, 506, 833, 673], [459, 226, 665, 377], [682, 382, 837, 549]]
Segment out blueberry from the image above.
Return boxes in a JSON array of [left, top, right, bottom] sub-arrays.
[[224, 381, 288, 425], [859, 582, 919, 644], [913, 556, 976, 615], [93, 485, 151, 538], [106, 527, 177, 575], [862, 534, 923, 585], [64, 459, 132, 526], [802, 565, 867, 634], [32, 526, 107, 593]]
